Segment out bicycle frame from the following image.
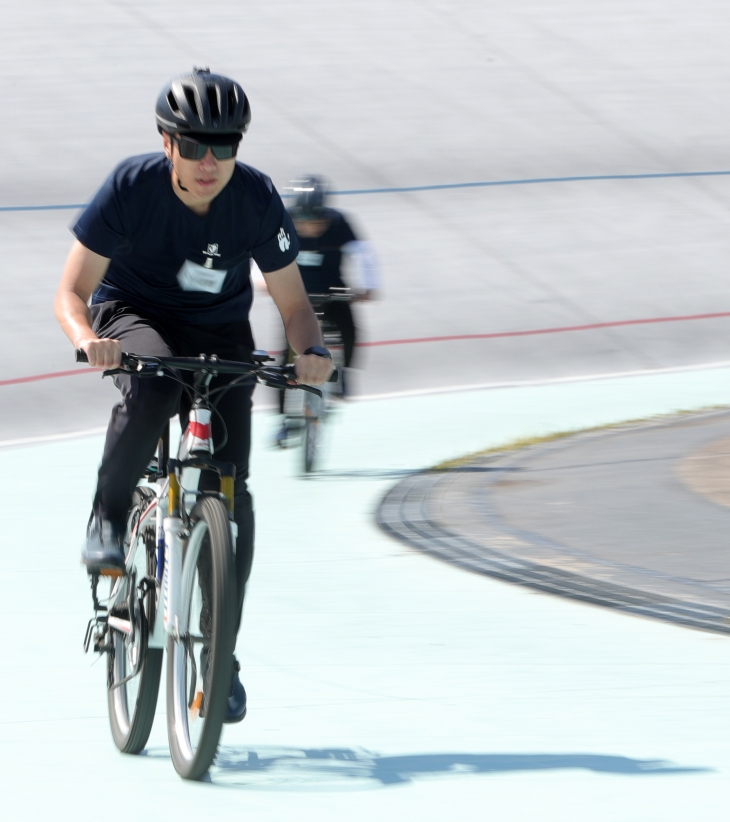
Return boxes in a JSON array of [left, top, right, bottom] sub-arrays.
[[95, 405, 230, 658], [84, 351, 324, 659], [281, 290, 349, 433]]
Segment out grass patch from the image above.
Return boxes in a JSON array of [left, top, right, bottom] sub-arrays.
[[429, 405, 730, 472]]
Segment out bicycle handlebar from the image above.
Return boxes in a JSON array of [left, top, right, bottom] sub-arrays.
[[308, 289, 354, 309], [77, 348, 265, 373], [74, 349, 337, 392]]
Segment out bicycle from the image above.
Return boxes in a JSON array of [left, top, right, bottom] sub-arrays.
[[279, 288, 352, 473], [80, 349, 327, 780]]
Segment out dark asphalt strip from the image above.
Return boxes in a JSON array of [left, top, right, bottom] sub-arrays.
[[377, 464, 730, 635]]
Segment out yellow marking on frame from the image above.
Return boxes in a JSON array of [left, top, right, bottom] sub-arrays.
[[169, 472, 180, 517], [220, 476, 235, 514]]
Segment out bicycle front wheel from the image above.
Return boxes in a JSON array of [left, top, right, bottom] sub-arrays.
[[107, 487, 163, 754], [166, 495, 235, 780]]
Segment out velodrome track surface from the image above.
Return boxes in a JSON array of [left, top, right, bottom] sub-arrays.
[[2, 2, 730, 819], [4, 371, 730, 819], [6, 0, 730, 441]]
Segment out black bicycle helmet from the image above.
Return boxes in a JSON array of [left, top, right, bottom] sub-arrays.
[[288, 175, 329, 219], [155, 67, 251, 135]]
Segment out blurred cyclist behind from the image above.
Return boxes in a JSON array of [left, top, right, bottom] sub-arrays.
[[274, 175, 380, 443]]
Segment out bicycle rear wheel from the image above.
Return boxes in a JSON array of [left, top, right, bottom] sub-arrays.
[[107, 487, 163, 754], [303, 417, 320, 473], [166, 495, 235, 780], [302, 327, 343, 474]]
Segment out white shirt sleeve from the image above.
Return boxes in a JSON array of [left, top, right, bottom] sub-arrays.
[[342, 240, 380, 291]]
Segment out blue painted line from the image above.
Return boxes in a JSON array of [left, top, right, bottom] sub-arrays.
[[3, 170, 730, 212], [331, 170, 730, 196], [0, 203, 87, 213]]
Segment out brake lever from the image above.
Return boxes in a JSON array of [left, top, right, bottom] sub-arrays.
[[102, 362, 161, 379], [257, 370, 323, 397]]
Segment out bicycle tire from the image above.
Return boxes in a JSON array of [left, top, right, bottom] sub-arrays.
[[302, 383, 326, 474], [328, 334, 346, 402], [303, 416, 320, 473], [301, 324, 343, 474], [166, 495, 235, 780], [107, 487, 163, 754]]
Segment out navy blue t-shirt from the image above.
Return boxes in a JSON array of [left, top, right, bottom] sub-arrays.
[[291, 208, 357, 294], [73, 154, 299, 324]]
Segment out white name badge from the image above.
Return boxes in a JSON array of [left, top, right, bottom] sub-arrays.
[[297, 251, 324, 267], [177, 260, 229, 293]]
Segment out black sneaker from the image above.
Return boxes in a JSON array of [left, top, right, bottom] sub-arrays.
[[198, 650, 247, 723], [224, 657, 247, 724], [82, 516, 125, 577]]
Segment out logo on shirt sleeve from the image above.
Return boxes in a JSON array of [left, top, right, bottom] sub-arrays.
[[278, 228, 291, 252]]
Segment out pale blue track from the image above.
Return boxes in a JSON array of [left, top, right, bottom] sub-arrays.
[[2, 367, 729, 818]]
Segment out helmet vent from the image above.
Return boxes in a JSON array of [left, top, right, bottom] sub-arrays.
[[206, 86, 220, 121], [226, 86, 238, 113], [167, 91, 182, 116], [183, 85, 201, 120]]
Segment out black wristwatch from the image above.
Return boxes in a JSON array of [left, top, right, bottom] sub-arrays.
[[302, 345, 332, 360]]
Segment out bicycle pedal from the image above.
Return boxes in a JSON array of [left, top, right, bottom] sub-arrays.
[[93, 635, 113, 654], [84, 616, 110, 653]]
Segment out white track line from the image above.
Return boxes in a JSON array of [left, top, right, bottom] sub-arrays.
[[0, 427, 107, 449], [352, 360, 730, 402], [4, 359, 730, 449]]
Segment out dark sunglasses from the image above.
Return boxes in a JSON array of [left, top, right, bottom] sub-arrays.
[[173, 135, 241, 161]]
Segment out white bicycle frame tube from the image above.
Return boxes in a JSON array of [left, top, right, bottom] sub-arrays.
[[153, 405, 237, 646], [178, 406, 213, 459], [162, 516, 184, 639]]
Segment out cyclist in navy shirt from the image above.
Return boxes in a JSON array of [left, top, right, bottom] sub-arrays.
[[288, 175, 380, 369], [55, 68, 332, 724], [272, 175, 379, 442]]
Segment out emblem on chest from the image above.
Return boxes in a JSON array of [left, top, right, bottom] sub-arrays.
[[202, 243, 222, 269]]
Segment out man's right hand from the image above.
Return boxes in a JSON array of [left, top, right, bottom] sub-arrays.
[[79, 337, 122, 368]]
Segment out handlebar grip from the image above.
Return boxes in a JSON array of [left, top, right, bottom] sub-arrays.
[[75, 349, 134, 368]]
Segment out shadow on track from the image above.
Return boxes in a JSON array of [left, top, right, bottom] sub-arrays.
[[142, 746, 710, 788]]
